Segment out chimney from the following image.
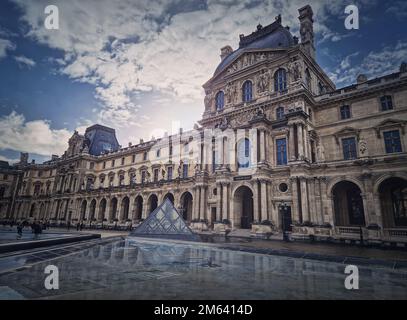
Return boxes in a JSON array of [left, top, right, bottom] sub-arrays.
[[298, 5, 315, 60], [128, 142, 132, 147], [220, 45, 233, 61], [20, 152, 28, 164]]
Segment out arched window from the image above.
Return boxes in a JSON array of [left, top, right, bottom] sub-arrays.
[[276, 107, 285, 120], [215, 91, 224, 110], [242, 80, 253, 102], [274, 69, 287, 92], [305, 68, 311, 89], [237, 138, 251, 168]]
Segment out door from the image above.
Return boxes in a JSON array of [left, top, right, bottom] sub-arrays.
[[281, 206, 292, 232]]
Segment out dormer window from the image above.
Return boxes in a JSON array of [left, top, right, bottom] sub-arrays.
[[242, 80, 253, 102], [215, 91, 224, 110], [274, 69, 287, 92]]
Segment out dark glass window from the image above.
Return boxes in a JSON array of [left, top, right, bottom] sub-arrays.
[[143, 152, 147, 161], [384, 130, 402, 153], [182, 164, 188, 178], [276, 107, 285, 120], [305, 68, 311, 89], [274, 69, 287, 92], [153, 169, 159, 182], [380, 95, 393, 111], [342, 137, 357, 160], [237, 138, 250, 168], [167, 167, 173, 180], [276, 138, 287, 165], [132, 154, 136, 163], [121, 157, 125, 165], [156, 149, 160, 158], [215, 91, 224, 110], [242, 81, 252, 102], [103, 162, 106, 169], [111, 159, 115, 167], [141, 171, 146, 184], [340, 105, 351, 120]]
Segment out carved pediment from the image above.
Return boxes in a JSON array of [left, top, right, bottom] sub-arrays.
[[333, 127, 361, 144], [374, 119, 407, 138], [224, 51, 282, 76]]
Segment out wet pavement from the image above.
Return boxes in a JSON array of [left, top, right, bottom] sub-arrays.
[[0, 230, 77, 244], [0, 237, 406, 300]]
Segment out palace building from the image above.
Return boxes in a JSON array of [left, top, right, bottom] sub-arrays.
[[1, 5, 407, 244]]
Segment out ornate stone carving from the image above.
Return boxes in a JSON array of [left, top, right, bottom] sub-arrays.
[[288, 60, 302, 82], [256, 70, 270, 93], [359, 139, 368, 157], [204, 92, 212, 111], [225, 82, 237, 104], [316, 143, 325, 162]]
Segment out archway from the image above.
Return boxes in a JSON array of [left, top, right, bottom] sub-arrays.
[[147, 194, 158, 214], [180, 192, 193, 222], [134, 196, 143, 220], [89, 199, 97, 221], [379, 177, 407, 227], [163, 192, 175, 204], [80, 200, 87, 221], [109, 197, 118, 221], [332, 181, 365, 226], [99, 199, 107, 221], [233, 186, 254, 229], [120, 197, 130, 221], [29, 203, 36, 218], [39, 203, 45, 220]]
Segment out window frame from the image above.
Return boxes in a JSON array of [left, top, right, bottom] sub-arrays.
[[276, 137, 288, 166], [383, 130, 403, 154], [274, 68, 287, 93], [342, 137, 358, 160], [380, 95, 394, 112], [339, 105, 352, 120], [215, 91, 225, 111], [242, 80, 253, 103]]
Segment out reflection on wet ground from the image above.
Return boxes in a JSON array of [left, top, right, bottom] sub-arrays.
[[0, 230, 75, 244], [0, 237, 406, 300]]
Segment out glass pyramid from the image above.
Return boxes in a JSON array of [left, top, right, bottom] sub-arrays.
[[130, 198, 198, 240]]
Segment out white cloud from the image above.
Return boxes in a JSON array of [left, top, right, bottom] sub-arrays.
[[14, 55, 36, 68], [0, 38, 16, 59], [0, 111, 72, 157], [9, 0, 383, 141], [0, 155, 19, 165], [330, 41, 407, 86]]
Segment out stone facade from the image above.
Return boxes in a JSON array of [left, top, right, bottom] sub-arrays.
[[1, 5, 407, 244]]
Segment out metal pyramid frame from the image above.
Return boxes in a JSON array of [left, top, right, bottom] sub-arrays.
[[130, 198, 198, 240]]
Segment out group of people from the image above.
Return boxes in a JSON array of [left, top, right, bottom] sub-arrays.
[[1, 219, 50, 239]]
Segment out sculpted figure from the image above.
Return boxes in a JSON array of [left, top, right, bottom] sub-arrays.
[[359, 139, 368, 156], [257, 70, 269, 93]]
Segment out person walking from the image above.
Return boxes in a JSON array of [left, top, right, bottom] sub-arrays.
[[16, 223, 23, 239]]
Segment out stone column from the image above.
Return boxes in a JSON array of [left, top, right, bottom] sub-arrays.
[[308, 178, 317, 223], [222, 183, 228, 220], [300, 178, 309, 222], [303, 126, 309, 160], [288, 125, 295, 161], [260, 180, 268, 221], [193, 187, 199, 220], [200, 187, 206, 220], [253, 180, 260, 222], [216, 183, 222, 221], [297, 123, 304, 159], [259, 130, 266, 163], [291, 178, 300, 222]]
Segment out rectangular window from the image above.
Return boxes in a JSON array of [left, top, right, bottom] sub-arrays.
[[132, 154, 136, 163], [167, 167, 173, 180], [182, 164, 188, 178], [141, 171, 146, 184], [89, 162, 94, 169], [156, 149, 160, 158], [169, 145, 173, 156], [121, 157, 125, 165], [143, 152, 147, 161], [3, 174, 8, 180], [103, 162, 106, 169], [342, 137, 357, 160], [154, 169, 159, 182], [384, 130, 402, 154], [111, 159, 115, 167], [276, 138, 287, 165], [381, 95, 393, 111], [340, 105, 351, 120]]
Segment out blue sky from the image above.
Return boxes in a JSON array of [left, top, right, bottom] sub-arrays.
[[0, 0, 406, 164]]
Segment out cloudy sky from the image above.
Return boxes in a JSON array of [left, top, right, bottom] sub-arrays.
[[0, 0, 406, 164]]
